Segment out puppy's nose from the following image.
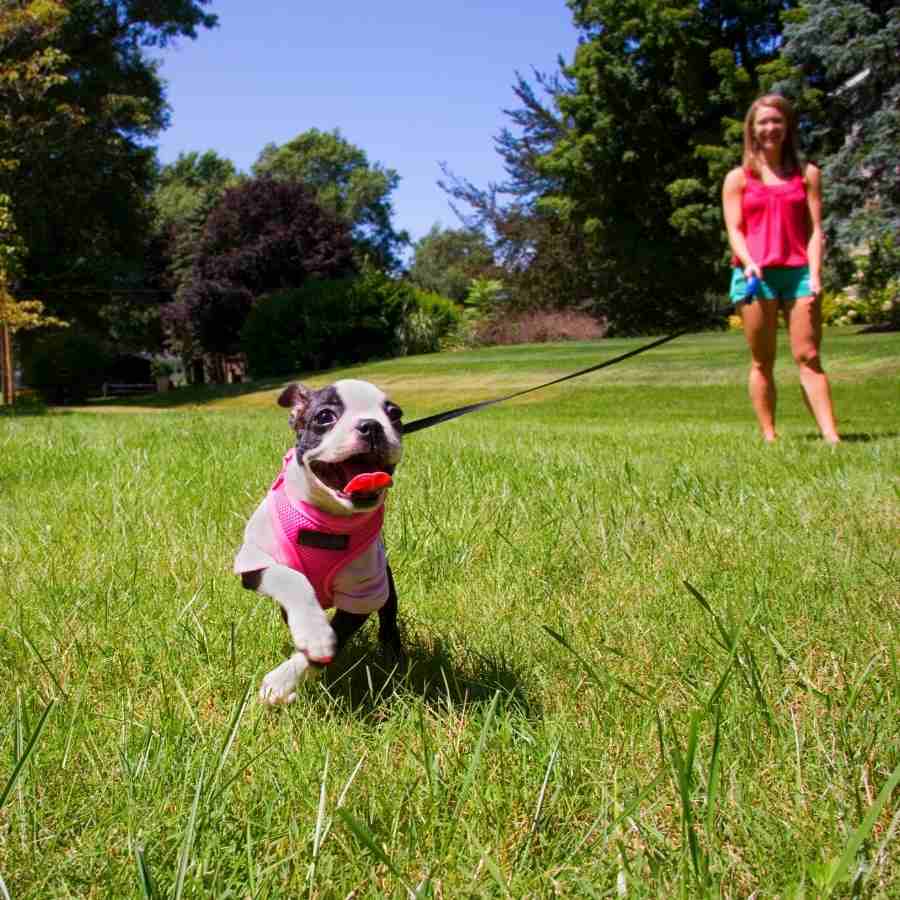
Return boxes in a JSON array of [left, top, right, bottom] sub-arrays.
[[356, 419, 383, 447]]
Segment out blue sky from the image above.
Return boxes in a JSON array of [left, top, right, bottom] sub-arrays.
[[153, 1, 579, 247]]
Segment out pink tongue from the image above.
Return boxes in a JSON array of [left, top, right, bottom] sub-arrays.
[[344, 472, 393, 495]]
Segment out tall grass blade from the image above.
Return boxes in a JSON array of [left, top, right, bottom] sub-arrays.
[[516, 739, 560, 870], [705, 708, 722, 837], [209, 681, 252, 796], [307, 751, 329, 896], [683, 581, 731, 652], [443, 690, 500, 855], [764, 628, 831, 702], [417, 701, 436, 801], [134, 843, 158, 900], [336, 808, 412, 896], [173, 764, 205, 900], [0, 699, 54, 808], [20, 629, 68, 699], [826, 758, 900, 894], [542, 626, 648, 700]]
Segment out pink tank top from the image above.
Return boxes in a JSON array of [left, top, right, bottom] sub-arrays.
[[738, 169, 809, 268], [267, 449, 384, 609]]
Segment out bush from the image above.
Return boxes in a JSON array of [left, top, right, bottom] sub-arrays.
[[395, 289, 462, 355], [823, 235, 900, 330], [468, 308, 606, 346], [821, 282, 899, 329], [241, 270, 415, 377], [0, 389, 47, 417], [26, 331, 114, 404]]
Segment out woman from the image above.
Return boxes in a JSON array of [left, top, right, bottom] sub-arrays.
[[722, 94, 840, 444]]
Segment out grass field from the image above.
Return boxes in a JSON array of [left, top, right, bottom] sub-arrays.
[[2, 328, 899, 898]]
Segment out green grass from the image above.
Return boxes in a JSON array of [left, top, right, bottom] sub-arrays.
[[2, 328, 899, 898]]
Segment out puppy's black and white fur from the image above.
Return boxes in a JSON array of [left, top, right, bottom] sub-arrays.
[[235, 379, 403, 705]]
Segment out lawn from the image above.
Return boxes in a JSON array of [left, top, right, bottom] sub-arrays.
[[2, 327, 898, 898]]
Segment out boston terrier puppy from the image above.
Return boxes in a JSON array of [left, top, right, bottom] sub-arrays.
[[235, 379, 403, 705]]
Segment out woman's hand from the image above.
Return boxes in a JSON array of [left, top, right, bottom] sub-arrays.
[[744, 262, 762, 281]]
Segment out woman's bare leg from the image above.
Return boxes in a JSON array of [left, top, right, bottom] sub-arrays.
[[740, 299, 780, 442], [783, 297, 840, 444]]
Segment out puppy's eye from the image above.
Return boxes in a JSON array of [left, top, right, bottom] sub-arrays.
[[312, 409, 337, 428], [385, 404, 403, 423]]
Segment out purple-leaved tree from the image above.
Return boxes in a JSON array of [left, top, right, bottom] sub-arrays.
[[183, 178, 355, 359]]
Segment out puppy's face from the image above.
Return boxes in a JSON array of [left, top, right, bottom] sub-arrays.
[[278, 379, 402, 515]]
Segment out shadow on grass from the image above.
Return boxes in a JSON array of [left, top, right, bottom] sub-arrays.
[[80, 376, 292, 409], [801, 431, 898, 443], [80, 359, 385, 410], [316, 624, 538, 720]]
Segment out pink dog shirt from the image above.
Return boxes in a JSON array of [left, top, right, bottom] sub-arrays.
[[268, 449, 385, 609]]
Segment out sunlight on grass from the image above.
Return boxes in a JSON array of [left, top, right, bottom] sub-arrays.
[[2, 329, 898, 896]]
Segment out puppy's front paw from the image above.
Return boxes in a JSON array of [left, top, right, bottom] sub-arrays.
[[259, 653, 320, 706], [287, 609, 336, 664]]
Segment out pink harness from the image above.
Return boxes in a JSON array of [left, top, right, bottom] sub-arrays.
[[268, 449, 384, 608]]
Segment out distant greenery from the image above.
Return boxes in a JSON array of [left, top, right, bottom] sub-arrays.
[[2, 330, 898, 896], [441, 0, 899, 333], [0, 0, 217, 326], [253, 128, 409, 271], [241, 271, 462, 377], [408, 225, 497, 302], [2, 0, 896, 389], [185, 179, 355, 356]]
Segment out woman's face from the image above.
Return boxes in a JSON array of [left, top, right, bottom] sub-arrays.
[[753, 105, 787, 155]]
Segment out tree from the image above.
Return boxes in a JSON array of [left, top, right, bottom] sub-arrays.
[[0, 2, 72, 404], [152, 150, 241, 296], [0, 0, 217, 329], [445, 1, 793, 332], [252, 128, 408, 270], [761, 0, 900, 250], [0, 195, 65, 405], [439, 70, 602, 314], [407, 225, 497, 302], [154, 150, 241, 232], [185, 178, 355, 361]]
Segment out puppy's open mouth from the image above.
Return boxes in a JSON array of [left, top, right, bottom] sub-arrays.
[[309, 453, 395, 498]]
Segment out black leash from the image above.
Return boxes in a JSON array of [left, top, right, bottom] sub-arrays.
[[402, 308, 732, 436]]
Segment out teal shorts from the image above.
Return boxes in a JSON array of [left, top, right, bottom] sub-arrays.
[[730, 266, 812, 303]]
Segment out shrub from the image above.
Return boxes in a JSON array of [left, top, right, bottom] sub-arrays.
[[395, 289, 462, 355], [468, 308, 606, 346], [821, 283, 899, 328], [241, 270, 414, 377], [26, 331, 113, 404], [0, 389, 47, 417], [823, 235, 900, 330]]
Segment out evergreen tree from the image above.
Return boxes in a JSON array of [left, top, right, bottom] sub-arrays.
[[762, 0, 900, 248]]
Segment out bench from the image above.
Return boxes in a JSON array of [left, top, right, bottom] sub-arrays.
[[101, 382, 158, 398]]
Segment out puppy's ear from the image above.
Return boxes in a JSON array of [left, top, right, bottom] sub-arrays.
[[277, 383, 312, 431]]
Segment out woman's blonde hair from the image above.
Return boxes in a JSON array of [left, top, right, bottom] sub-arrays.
[[742, 94, 802, 175]]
